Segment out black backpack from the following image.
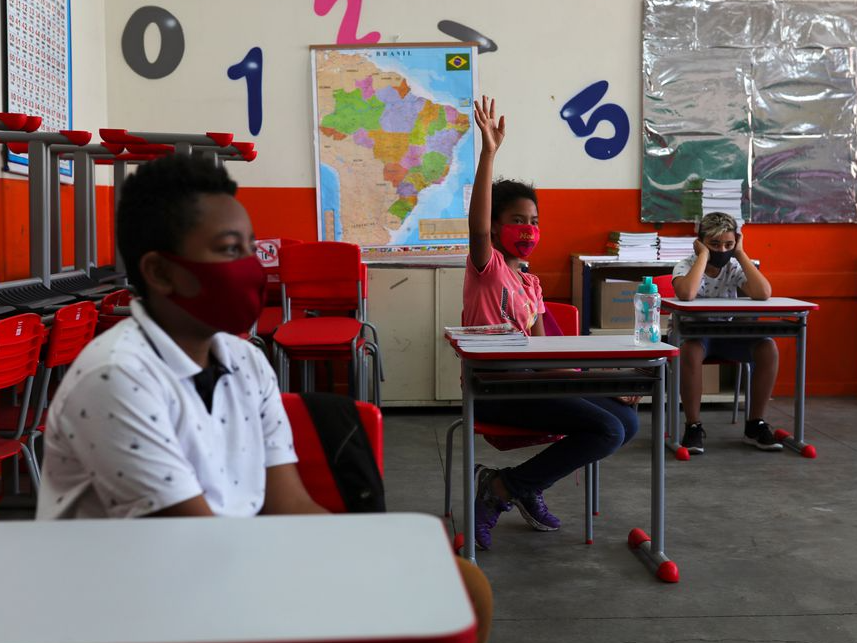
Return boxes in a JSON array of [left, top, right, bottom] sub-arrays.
[[300, 392, 386, 513]]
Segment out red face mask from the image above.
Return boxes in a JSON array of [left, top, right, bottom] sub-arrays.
[[162, 253, 266, 335], [499, 224, 540, 258]]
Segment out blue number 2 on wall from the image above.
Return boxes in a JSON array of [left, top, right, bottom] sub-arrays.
[[560, 80, 629, 160]]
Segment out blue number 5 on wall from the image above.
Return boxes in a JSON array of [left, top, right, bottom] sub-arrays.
[[560, 80, 629, 160]]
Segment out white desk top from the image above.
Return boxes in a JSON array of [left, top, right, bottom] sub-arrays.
[[0, 513, 475, 643], [450, 334, 678, 361], [661, 296, 818, 313]]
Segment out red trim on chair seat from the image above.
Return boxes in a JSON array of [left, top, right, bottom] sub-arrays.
[[0, 439, 23, 459], [273, 317, 364, 348], [476, 421, 564, 451]]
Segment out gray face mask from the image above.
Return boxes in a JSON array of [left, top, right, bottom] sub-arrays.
[[707, 248, 734, 269]]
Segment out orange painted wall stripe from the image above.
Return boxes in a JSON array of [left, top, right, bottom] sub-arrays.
[[3, 179, 855, 395]]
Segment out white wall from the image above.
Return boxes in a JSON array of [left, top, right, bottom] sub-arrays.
[[70, 0, 111, 184], [1, 0, 110, 183], [102, 0, 643, 189]]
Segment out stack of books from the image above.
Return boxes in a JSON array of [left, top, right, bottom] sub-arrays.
[[444, 323, 528, 349], [658, 236, 696, 260], [605, 231, 659, 261], [702, 179, 744, 229]]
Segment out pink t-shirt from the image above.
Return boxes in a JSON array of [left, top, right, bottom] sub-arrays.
[[463, 248, 545, 335]]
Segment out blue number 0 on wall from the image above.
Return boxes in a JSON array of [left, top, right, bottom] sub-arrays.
[[560, 80, 629, 161]]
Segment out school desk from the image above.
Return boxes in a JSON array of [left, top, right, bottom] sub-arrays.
[[0, 513, 476, 643], [661, 297, 819, 458], [448, 335, 681, 582]]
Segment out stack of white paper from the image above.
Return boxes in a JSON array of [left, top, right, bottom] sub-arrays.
[[444, 323, 529, 348], [658, 235, 696, 260], [606, 231, 659, 261], [702, 179, 744, 229]]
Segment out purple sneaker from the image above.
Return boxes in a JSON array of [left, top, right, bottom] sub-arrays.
[[474, 465, 511, 551], [512, 491, 561, 531]]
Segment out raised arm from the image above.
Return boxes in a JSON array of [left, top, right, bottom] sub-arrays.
[[734, 233, 772, 300], [672, 239, 708, 301], [469, 96, 505, 271]]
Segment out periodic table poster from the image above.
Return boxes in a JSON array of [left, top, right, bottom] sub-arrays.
[[2, 0, 72, 176]]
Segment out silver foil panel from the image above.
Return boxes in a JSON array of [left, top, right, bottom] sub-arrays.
[[643, 0, 857, 224], [696, 1, 779, 49], [751, 135, 857, 222]]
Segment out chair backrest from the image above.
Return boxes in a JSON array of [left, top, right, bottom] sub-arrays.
[[652, 274, 676, 298], [544, 302, 579, 337], [0, 314, 45, 389], [281, 392, 383, 513], [279, 241, 363, 314], [45, 301, 98, 368]]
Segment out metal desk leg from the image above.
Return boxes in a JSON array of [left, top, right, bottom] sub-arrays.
[[584, 462, 594, 545], [462, 363, 477, 563], [777, 312, 816, 458], [629, 362, 680, 582], [666, 315, 687, 459]]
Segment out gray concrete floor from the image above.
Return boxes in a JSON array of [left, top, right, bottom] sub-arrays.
[[3, 398, 855, 642], [383, 397, 857, 643]]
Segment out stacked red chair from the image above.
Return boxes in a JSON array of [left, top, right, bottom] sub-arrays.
[[96, 289, 133, 334], [252, 238, 303, 341], [0, 314, 46, 495], [272, 242, 382, 406], [22, 302, 99, 463]]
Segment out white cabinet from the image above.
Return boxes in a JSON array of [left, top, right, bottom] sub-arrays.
[[368, 265, 464, 406]]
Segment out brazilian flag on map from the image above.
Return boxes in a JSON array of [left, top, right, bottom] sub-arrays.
[[445, 53, 470, 71]]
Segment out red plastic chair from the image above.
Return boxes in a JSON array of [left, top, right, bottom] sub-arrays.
[[281, 392, 383, 513], [96, 289, 133, 334], [0, 314, 46, 494], [20, 302, 99, 466], [272, 242, 382, 406], [652, 274, 749, 431], [443, 302, 602, 544], [253, 238, 304, 339]]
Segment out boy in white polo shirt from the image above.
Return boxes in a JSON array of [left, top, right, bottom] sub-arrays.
[[37, 154, 326, 518]]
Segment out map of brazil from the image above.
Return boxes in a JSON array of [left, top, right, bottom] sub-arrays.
[[312, 45, 477, 249]]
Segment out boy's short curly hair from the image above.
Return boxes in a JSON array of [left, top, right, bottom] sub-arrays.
[[491, 179, 538, 221], [699, 211, 738, 240], [117, 154, 238, 298]]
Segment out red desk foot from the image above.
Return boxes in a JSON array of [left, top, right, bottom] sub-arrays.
[[628, 527, 650, 549], [593, 511, 600, 516], [586, 539, 593, 545], [774, 430, 817, 458], [675, 446, 690, 461], [452, 532, 464, 554], [657, 561, 680, 583], [629, 529, 679, 582]]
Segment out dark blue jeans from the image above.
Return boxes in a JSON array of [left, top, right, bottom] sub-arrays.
[[474, 396, 639, 498]]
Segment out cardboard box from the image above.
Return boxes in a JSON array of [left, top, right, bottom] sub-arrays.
[[702, 363, 720, 395], [595, 279, 636, 328]]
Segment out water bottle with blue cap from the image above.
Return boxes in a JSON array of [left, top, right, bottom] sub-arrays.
[[634, 276, 661, 345]]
